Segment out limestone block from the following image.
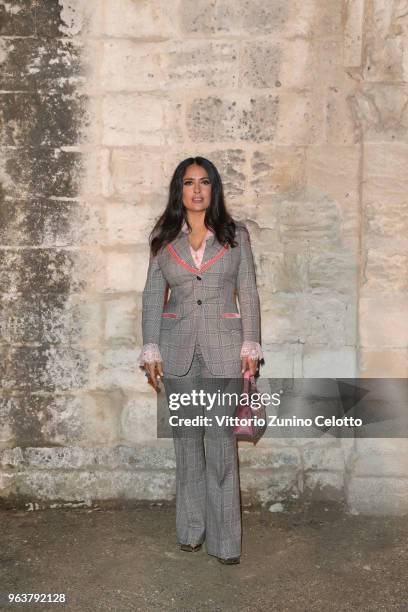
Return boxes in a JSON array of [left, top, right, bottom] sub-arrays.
[[180, 0, 289, 36], [261, 294, 356, 348], [238, 446, 300, 469], [0, 0, 101, 37], [304, 471, 345, 500], [181, 0, 342, 39], [38, 394, 88, 446], [350, 84, 408, 142], [0, 147, 83, 199], [343, 0, 365, 67], [359, 296, 408, 348], [105, 296, 139, 343], [120, 395, 158, 443], [240, 38, 343, 89], [0, 92, 88, 148], [308, 253, 358, 296], [261, 297, 308, 344], [250, 147, 306, 196], [109, 148, 172, 200], [364, 251, 408, 292], [94, 348, 145, 392], [99, 39, 239, 91], [240, 467, 301, 504], [303, 347, 357, 378], [0, 394, 85, 447], [0, 471, 16, 497], [347, 476, 408, 515], [200, 148, 247, 199], [104, 250, 141, 293], [186, 92, 323, 145], [363, 143, 408, 237], [303, 443, 346, 472], [102, 94, 182, 147], [352, 451, 408, 478], [359, 350, 408, 377], [362, 0, 408, 81], [257, 343, 302, 378], [13, 469, 175, 503], [105, 204, 159, 246], [258, 252, 308, 293], [3, 346, 90, 393], [103, 0, 180, 39], [278, 192, 342, 250], [81, 148, 112, 198], [305, 145, 360, 243], [0, 443, 175, 471], [0, 37, 84, 91], [325, 85, 362, 146]]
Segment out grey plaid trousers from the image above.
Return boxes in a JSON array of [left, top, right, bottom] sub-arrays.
[[163, 339, 242, 560]]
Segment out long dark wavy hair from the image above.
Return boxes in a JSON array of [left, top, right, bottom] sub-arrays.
[[149, 156, 239, 256]]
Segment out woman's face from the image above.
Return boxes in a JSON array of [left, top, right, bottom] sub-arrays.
[[182, 164, 212, 213]]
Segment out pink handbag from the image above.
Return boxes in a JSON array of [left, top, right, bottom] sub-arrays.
[[233, 370, 267, 444]]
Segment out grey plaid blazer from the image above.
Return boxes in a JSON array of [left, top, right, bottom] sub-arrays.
[[141, 221, 261, 376]]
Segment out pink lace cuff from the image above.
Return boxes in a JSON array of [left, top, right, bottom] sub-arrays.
[[138, 343, 163, 365], [240, 341, 263, 360]]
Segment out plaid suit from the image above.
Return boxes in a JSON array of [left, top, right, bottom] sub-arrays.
[[141, 221, 261, 376], [141, 221, 261, 558]]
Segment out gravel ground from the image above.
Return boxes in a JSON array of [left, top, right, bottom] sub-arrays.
[[0, 500, 407, 611]]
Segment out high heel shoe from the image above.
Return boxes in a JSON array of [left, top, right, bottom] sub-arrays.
[[180, 543, 202, 552], [217, 556, 240, 565]]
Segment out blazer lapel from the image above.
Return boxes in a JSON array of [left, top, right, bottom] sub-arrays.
[[168, 229, 228, 274]]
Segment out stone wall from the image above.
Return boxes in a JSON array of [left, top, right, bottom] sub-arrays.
[[0, 0, 407, 514]]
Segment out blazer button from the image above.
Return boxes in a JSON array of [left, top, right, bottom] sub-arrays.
[[196, 276, 201, 280], [197, 299, 202, 305]]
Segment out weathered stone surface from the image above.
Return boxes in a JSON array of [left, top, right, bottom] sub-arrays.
[[0, 38, 85, 91], [103, 0, 180, 39], [362, 0, 408, 82], [102, 94, 181, 147], [305, 145, 360, 242], [186, 92, 323, 144], [304, 471, 345, 500], [180, 0, 289, 36], [250, 147, 306, 195], [0, 0, 35, 37], [0, 0, 406, 516], [347, 477, 408, 515], [0, 199, 104, 247], [303, 443, 346, 472], [1, 149, 82, 198], [99, 39, 239, 91], [0, 93, 87, 147], [105, 296, 140, 343], [240, 467, 301, 505], [359, 296, 408, 348], [343, 0, 365, 67], [359, 350, 408, 377], [303, 347, 357, 378], [350, 84, 408, 142]]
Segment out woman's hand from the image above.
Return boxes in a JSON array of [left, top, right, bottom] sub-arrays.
[[143, 360, 164, 392], [241, 356, 258, 376]]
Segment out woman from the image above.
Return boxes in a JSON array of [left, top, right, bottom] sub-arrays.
[[138, 156, 262, 565]]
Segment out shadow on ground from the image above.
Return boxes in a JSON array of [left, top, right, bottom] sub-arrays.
[[0, 500, 407, 611]]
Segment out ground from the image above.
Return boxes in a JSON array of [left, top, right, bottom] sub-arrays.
[[0, 500, 407, 611]]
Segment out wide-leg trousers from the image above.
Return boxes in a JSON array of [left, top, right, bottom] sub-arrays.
[[163, 340, 242, 559]]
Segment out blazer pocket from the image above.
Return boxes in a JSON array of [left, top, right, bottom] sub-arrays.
[[160, 311, 180, 329], [220, 312, 242, 330]]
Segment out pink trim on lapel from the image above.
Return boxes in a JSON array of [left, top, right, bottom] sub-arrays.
[[166, 243, 229, 274]]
